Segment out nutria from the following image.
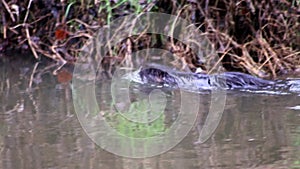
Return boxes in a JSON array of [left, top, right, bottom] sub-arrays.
[[132, 66, 275, 91]]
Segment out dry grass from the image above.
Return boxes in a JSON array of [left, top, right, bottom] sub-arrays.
[[1, 0, 299, 78]]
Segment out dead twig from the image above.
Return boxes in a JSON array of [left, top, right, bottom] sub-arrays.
[[25, 24, 39, 59], [23, 0, 33, 24], [1, 0, 15, 22]]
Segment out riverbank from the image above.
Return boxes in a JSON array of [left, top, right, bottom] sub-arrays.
[[1, 0, 300, 78]]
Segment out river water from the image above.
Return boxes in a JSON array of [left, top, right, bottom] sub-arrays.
[[0, 57, 299, 169]]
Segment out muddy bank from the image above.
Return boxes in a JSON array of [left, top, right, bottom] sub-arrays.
[[1, 0, 300, 78]]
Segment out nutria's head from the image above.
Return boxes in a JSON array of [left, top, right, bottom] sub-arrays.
[[139, 67, 178, 87]]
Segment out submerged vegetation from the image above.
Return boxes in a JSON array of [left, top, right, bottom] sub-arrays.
[[0, 0, 300, 78]]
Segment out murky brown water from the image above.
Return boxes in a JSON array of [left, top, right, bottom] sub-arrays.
[[0, 57, 299, 169]]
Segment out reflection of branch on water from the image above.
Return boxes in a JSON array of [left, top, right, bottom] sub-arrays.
[[28, 62, 39, 90], [2, 100, 24, 115], [26, 62, 68, 91]]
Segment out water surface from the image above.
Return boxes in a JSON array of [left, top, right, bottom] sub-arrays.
[[0, 58, 299, 168]]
